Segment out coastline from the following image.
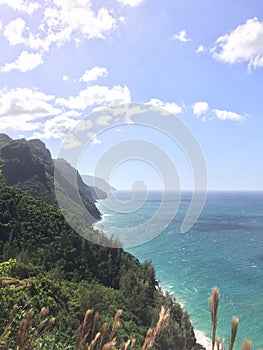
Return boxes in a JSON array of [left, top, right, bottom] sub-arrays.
[[157, 282, 210, 350], [92, 212, 111, 232], [92, 191, 263, 348], [194, 331, 211, 350], [93, 211, 210, 350]]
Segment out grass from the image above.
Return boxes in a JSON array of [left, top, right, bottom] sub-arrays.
[[0, 306, 55, 350], [0, 287, 255, 349], [209, 287, 219, 350], [208, 287, 252, 350], [0, 305, 169, 350]]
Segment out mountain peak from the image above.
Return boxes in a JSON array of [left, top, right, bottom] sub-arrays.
[[0, 133, 12, 148]]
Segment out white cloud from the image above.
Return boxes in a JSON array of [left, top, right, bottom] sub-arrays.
[[79, 67, 108, 83], [192, 101, 209, 117], [1, 51, 43, 72], [60, 135, 81, 150], [46, 4, 116, 40], [0, 88, 60, 118], [1, 0, 142, 54], [192, 101, 247, 122], [63, 110, 82, 118], [119, 16, 125, 23], [40, 2, 116, 49], [1, 1, 117, 53], [97, 114, 112, 126], [91, 136, 101, 144], [195, 45, 207, 54], [24, 35, 49, 52], [147, 98, 183, 115], [3, 18, 26, 45], [73, 119, 93, 132], [0, 88, 61, 131], [210, 17, 263, 71], [0, 21, 2, 31], [56, 85, 131, 110], [0, 116, 42, 132], [62, 75, 69, 81], [214, 109, 246, 121], [171, 30, 191, 42], [0, 0, 40, 15], [3, 16, 50, 51], [32, 115, 79, 139], [117, 0, 143, 6]]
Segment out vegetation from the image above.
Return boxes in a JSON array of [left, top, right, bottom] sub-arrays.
[[0, 182, 196, 348], [208, 287, 252, 350], [0, 303, 170, 350], [0, 134, 256, 350], [208, 287, 219, 350], [0, 137, 101, 222], [0, 133, 197, 350], [0, 285, 255, 350]]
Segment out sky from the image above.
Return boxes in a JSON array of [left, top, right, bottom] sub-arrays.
[[0, 0, 263, 191]]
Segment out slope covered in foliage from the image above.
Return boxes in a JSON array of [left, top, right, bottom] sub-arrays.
[[0, 184, 197, 349], [0, 135, 198, 349]]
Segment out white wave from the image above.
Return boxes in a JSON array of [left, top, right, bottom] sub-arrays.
[[158, 282, 186, 308], [92, 221, 101, 231], [92, 212, 113, 230], [195, 330, 212, 350]]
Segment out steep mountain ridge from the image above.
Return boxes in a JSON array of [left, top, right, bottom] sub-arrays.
[[0, 135, 102, 223]]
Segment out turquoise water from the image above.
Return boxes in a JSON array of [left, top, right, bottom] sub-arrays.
[[95, 191, 263, 349]]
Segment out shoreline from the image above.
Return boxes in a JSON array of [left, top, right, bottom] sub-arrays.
[[93, 201, 211, 350], [194, 330, 211, 350], [157, 282, 210, 350], [92, 212, 110, 232]]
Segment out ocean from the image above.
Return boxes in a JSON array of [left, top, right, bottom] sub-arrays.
[[94, 191, 263, 349]]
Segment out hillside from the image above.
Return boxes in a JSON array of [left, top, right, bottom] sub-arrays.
[[0, 136, 101, 224], [0, 136, 199, 349]]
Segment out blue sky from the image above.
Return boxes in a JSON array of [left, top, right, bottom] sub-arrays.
[[0, 0, 262, 190]]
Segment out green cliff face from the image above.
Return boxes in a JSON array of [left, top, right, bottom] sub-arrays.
[[0, 136, 102, 223]]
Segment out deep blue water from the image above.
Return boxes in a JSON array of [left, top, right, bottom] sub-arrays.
[[95, 191, 263, 349]]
